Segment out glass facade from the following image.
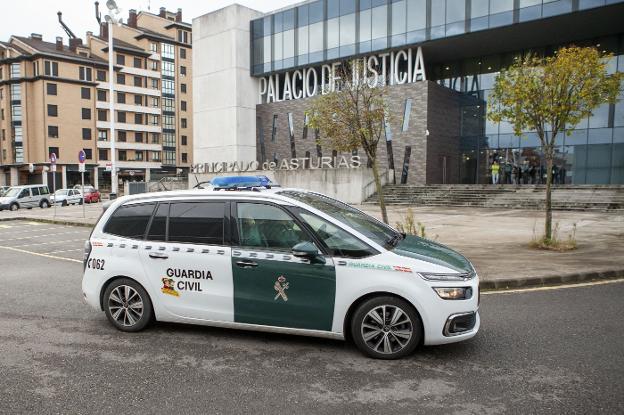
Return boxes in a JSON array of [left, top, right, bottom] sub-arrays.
[[251, 0, 624, 76], [432, 34, 624, 184]]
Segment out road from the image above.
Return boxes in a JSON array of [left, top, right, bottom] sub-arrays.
[[0, 221, 623, 414]]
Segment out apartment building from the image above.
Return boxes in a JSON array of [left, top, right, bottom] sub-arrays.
[[0, 7, 192, 190]]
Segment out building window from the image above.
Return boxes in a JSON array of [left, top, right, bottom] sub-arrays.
[[134, 94, 143, 105], [177, 30, 189, 44], [48, 147, 60, 159], [117, 92, 126, 104], [48, 126, 59, 138], [151, 151, 161, 161], [10, 63, 20, 78], [163, 150, 176, 165], [151, 79, 159, 89], [181, 135, 187, 146], [97, 110, 107, 121], [117, 73, 125, 85], [47, 83, 57, 95], [98, 130, 108, 141], [79, 66, 93, 81], [149, 60, 158, 71], [402, 98, 412, 132], [98, 149, 108, 160], [135, 132, 143, 143], [97, 90, 107, 101], [162, 43, 175, 59], [44, 61, 58, 77], [180, 66, 187, 76], [83, 148, 92, 159], [181, 153, 188, 163], [151, 97, 159, 107], [47, 104, 58, 117], [82, 108, 91, 120], [162, 61, 175, 77], [134, 76, 142, 87], [180, 101, 187, 112], [271, 114, 278, 142], [82, 128, 92, 140], [133, 57, 142, 68], [119, 150, 127, 161], [118, 131, 126, 142], [81, 87, 91, 99], [32, 61, 39, 76], [162, 79, 175, 95], [181, 83, 187, 93], [97, 70, 106, 81], [149, 115, 159, 126], [163, 133, 175, 147], [180, 48, 186, 59], [151, 133, 159, 144], [118, 111, 126, 123], [181, 118, 187, 129], [134, 151, 144, 161], [134, 113, 143, 125], [149, 42, 158, 53], [163, 116, 175, 130], [116, 54, 125, 65], [163, 98, 175, 112]]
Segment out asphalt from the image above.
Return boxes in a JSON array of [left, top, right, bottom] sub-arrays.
[[0, 222, 623, 414]]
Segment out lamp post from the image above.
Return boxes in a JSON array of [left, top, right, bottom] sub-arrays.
[[105, 0, 121, 198]]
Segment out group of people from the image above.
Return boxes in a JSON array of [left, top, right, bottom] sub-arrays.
[[490, 159, 567, 185]]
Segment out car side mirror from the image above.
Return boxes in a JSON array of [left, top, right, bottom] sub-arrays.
[[292, 241, 325, 264]]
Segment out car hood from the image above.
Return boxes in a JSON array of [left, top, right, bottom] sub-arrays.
[[393, 235, 473, 274], [0, 197, 12, 204]]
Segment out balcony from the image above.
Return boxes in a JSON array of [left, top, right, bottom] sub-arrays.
[[97, 82, 161, 97], [96, 141, 162, 151], [96, 101, 161, 115], [96, 121, 162, 133], [120, 66, 161, 79]]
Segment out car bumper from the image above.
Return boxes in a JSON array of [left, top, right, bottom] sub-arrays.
[[0, 204, 9, 211]]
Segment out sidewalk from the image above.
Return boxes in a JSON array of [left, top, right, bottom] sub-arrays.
[[2, 203, 623, 288]]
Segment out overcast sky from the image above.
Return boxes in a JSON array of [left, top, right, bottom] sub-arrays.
[[0, 0, 301, 42]]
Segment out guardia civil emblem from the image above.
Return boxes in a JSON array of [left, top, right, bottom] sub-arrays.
[[274, 275, 289, 301]]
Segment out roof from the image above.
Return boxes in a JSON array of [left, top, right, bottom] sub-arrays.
[[164, 21, 192, 30], [101, 38, 152, 57], [135, 27, 175, 41], [12, 36, 107, 64]]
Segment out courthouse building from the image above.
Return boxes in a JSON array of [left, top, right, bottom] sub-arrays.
[[193, 0, 624, 186]]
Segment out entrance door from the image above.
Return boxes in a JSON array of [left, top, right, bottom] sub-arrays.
[[231, 202, 336, 331]]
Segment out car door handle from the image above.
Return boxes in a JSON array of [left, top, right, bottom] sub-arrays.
[[236, 260, 258, 268], [149, 252, 169, 259]]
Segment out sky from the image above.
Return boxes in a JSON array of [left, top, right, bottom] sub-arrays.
[[0, 0, 301, 42]]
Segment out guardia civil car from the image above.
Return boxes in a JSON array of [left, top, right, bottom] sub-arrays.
[[82, 187, 479, 359]]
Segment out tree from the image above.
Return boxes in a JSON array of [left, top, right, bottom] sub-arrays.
[[488, 46, 622, 243], [308, 62, 390, 224]]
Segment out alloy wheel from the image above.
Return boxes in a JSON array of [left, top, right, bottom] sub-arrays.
[[108, 285, 144, 327], [361, 305, 413, 355]]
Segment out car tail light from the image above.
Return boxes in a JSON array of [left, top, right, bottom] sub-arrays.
[[83, 240, 92, 271]]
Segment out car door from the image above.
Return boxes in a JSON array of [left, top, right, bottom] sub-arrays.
[[231, 201, 336, 331], [139, 200, 234, 322], [18, 188, 32, 207]]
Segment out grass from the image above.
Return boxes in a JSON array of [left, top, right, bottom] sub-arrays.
[[529, 222, 578, 252]]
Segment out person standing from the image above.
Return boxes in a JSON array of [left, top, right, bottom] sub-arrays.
[[491, 160, 500, 184]]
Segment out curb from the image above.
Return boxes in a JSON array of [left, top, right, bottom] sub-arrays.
[[0, 217, 94, 228], [480, 269, 624, 291]]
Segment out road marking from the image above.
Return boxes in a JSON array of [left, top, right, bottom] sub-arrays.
[[45, 248, 82, 255], [0, 245, 81, 263], [0, 224, 11, 229], [0, 230, 88, 242], [482, 278, 624, 295], [14, 238, 86, 248]]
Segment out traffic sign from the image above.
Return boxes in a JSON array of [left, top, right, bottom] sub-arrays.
[[79, 163, 86, 173], [78, 150, 86, 163], [50, 153, 57, 164], [51, 164, 57, 172]]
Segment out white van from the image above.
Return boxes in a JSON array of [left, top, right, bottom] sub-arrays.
[[82, 186, 480, 359], [0, 185, 52, 211]]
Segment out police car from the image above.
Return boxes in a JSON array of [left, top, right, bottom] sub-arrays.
[[82, 183, 479, 359]]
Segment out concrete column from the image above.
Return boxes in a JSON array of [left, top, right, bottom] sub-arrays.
[[10, 167, 18, 186], [42, 170, 48, 186], [93, 167, 99, 189], [145, 168, 151, 182], [61, 165, 68, 189], [192, 5, 262, 166]]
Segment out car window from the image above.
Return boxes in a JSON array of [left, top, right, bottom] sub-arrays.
[[146, 203, 168, 242], [236, 203, 312, 250], [32, 187, 40, 196], [40, 187, 50, 195], [103, 203, 156, 239], [168, 202, 224, 245], [296, 210, 377, 258], [18, 189, 30, 198]]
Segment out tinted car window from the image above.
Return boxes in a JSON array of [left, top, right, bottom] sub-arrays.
[[168, 202, 224, 245], [31, 187, 40, 196], [236, 203, 312, 250], [147, 203, 168, 242], [40, 187, 50, 195], [104, 203, 156, 239], [18, 189, 30, 198]]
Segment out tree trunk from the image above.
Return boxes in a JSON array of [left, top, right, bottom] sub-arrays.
[[371, 157, 389, 224], [544, 155, 554, 242]]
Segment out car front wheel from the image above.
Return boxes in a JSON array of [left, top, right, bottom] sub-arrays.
[[9, 203, 19, 211], [351, 296, 422, 359], [103, 278, 153, 332]]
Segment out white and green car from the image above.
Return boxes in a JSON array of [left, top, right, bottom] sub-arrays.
[[82, 187, 479, 359]]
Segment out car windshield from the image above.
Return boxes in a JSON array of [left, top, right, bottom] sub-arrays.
[[55, 190, 68, 195], [4, 187, 22, 197], [279, 190, 401, 248]]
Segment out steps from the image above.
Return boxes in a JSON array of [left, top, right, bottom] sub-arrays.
[[364, 185, 624, 212]]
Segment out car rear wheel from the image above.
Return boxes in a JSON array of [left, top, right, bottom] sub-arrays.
[[103, 278, 153, 332], [350, 296, 422, 359], [40, 200, 50, 209]]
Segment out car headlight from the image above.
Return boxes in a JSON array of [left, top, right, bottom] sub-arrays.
[[433, 287, 472, 300], [419, 271, 475, 282]]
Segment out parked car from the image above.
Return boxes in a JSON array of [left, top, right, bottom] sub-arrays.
[[82, 186, 101, 203], [0, 186, 10, 197], [83, 181, 480, 359], [0, 185, 52, 211], [51, 189, 83, 206]]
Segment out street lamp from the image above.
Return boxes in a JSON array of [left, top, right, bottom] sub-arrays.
[[105, 0, 122, 198]]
